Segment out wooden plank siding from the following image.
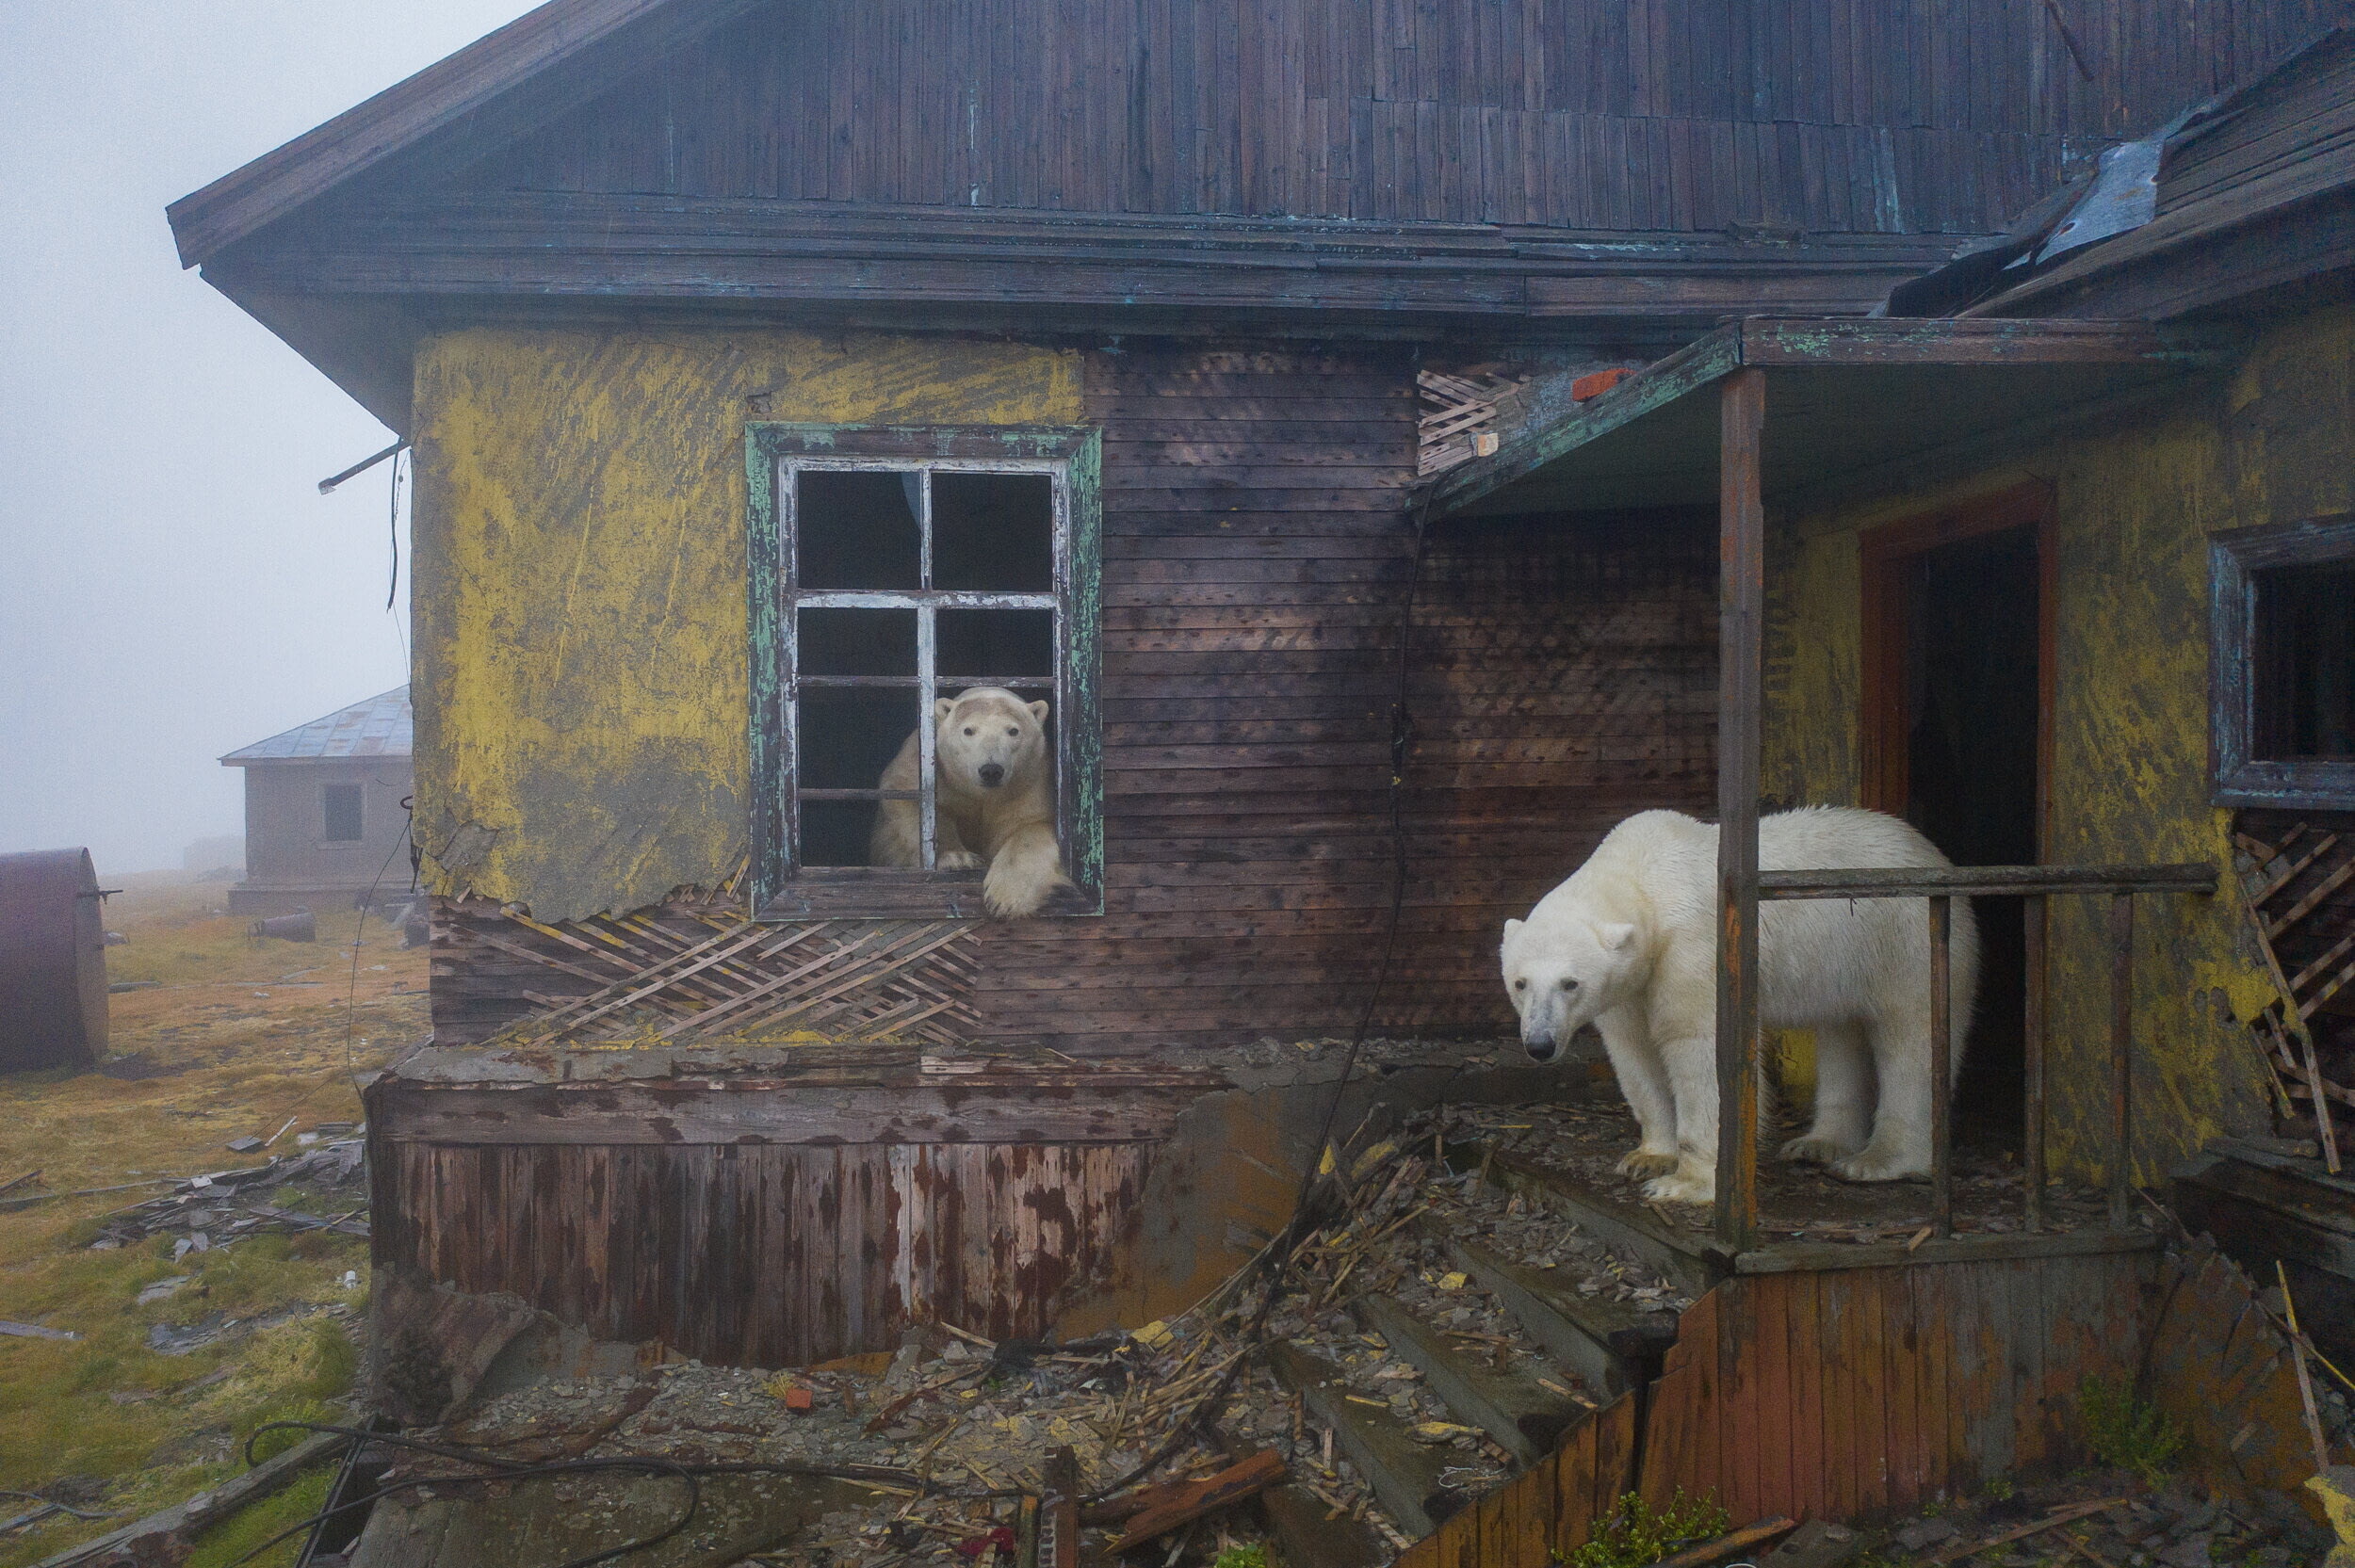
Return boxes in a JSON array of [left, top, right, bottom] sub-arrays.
[[424, 0, 2355, 239], [1404, 1248, 2160, 1564], [424, 344, 1719, 1053], [1639, 1255, 2154, 1519], [372, 1138, 1150, 1366]]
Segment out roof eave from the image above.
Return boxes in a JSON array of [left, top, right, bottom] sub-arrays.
[[166, 0, 758, 268], [1422, 315, 2244, 520]]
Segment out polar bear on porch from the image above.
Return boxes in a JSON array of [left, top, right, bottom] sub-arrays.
[[1499, 806, 1978, 1205], [871, 686, 1072, 918]]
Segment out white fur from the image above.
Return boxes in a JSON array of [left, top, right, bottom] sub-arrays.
[[870, 686, 1072, 918], [1499, 807, 1978, 1204]]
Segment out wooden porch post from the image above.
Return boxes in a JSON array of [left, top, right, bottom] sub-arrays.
[[1714, 366, 1766, 1253]]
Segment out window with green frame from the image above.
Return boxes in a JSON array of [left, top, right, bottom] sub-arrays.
[[746, 424, 1103, 918]]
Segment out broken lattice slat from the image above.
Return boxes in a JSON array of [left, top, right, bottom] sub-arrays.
[[466, 895, 983, 1048]]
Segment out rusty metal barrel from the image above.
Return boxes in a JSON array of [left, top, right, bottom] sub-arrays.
[[0, 849, 108, 1072]]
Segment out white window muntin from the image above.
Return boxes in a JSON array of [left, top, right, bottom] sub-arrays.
[[777, 455, 1069, 874]]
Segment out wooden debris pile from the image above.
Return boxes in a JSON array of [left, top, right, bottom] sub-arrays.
[[329, 1105, 1740, 1566], [77, 1135, 366, 1256]]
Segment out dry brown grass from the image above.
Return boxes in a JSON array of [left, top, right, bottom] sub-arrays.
[[0, 872, 426, 1565]]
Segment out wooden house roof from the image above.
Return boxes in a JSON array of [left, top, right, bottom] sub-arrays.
[[1887, 25, 2355, 318], [220, 687, 414, 766], [1432, 28, 2355, 520], [169, 0, 2355, 428]]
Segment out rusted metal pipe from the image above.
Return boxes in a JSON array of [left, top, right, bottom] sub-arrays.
[[1929, 895, 1954, 1238], [2108, 891, 2136, 1229], [2023, 895, 2049, 1233], [1713, 366, 1766, 1254]]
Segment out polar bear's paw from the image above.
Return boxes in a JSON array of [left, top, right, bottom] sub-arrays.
[[937, 849, 984, 871], [1828, 1147, 1929, 1184], [1778, 1133, 1858, 1166], [1641, 1170, 1714, 1205], [1616, 1148, 1681, 1180]]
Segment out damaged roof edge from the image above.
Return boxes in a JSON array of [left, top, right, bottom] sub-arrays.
[[165, 0, 756, 268], [1421, 316, 2239, 520]]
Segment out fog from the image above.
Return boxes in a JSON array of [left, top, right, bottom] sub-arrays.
[[0, 2, 537, 875]]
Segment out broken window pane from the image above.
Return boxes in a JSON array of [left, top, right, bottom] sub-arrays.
[[798, 800, 877, 869], [936, 608, 1054, 683], [797, 689, 916, 794], [2255, 559, 2355, 758], [796, 469, 921, 590], [800, 607, 916, 677], [932, 472, 1053, 591], [796, 688, 918, 869]]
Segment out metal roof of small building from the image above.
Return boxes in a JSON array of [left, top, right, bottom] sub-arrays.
[[221, 687, 412, 765]]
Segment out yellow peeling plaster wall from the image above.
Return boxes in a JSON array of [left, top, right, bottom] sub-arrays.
[[409, 330, 1084, 923], [1762, 304, 2355, 1179]]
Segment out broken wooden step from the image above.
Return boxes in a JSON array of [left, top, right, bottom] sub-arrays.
[[1430, 1226, 1678, 1398], [1475, 1146, 1720, 1297], [1349, 1291, 1586, 1467], [1265, 1340, 1466, 1539], [1260, 1482, 1387, 1568]]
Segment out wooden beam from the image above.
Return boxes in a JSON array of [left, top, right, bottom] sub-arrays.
[[1758, 863, 2215, 897], [1713, 366, 1766, 1253]]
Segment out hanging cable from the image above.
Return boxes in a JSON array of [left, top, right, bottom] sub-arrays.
[[384, 447, 405, 612]]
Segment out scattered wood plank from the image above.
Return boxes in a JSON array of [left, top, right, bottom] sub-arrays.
[[1925, 1499, 2128, 1564], [0, 1322, 75, 1342], [238, 1203, 369, 1238], [32, 1430, 347, 1568], [1653, 1518, 1799, 1568], [1103, 1449, 1287, 1552]]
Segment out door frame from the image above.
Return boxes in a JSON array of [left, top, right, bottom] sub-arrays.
[[1858, 481, 2057, 857]]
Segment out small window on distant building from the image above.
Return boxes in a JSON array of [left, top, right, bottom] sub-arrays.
[[2212, 518, 2355, 808], [322, 784, 365, 843]]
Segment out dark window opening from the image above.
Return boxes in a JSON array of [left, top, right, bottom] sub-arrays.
[[2213, 519, 2355, 810], [786, 464, 1060, 876], [2253, 560, 2355, 761], [323, 784, 365, 844]]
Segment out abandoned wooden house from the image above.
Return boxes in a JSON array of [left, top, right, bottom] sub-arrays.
[[219, 686, 415, 915], [167, 0, 2355, 1547]]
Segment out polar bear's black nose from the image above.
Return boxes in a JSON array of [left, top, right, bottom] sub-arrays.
[[978, 763, 1005, 787]]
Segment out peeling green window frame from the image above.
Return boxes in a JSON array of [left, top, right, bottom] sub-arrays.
[[746, 423, 1104, 918]]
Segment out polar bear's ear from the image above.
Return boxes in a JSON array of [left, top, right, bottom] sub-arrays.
[[934, 698, 957, 721], [1027, 700, 1050, 723], [1597, 922, 1636, 951], [1501, 917, 1523, 948]]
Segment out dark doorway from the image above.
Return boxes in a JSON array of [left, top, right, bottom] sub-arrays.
[[1863, 488, 2051, 1149]]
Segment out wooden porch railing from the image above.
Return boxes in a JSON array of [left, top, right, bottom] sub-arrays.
[[1711, 862, 2217, 1253]]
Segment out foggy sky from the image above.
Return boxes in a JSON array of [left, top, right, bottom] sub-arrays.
[[0, 2, 538, 874]]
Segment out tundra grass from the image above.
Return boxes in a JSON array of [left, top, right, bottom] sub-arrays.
[[0, 873, 424, 1566]]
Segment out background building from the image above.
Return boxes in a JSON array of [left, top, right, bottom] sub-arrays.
[[219, 687, 412, 915]]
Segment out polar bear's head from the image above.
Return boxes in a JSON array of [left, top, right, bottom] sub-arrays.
[[1499, 914, 1640, 1062], [935, 687, 1049, 795]]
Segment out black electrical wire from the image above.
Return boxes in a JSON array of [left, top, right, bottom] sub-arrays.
[[225, 1421, 927, 1568]]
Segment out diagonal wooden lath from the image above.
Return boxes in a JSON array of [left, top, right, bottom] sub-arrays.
[[479, 896, 983, 1048]]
